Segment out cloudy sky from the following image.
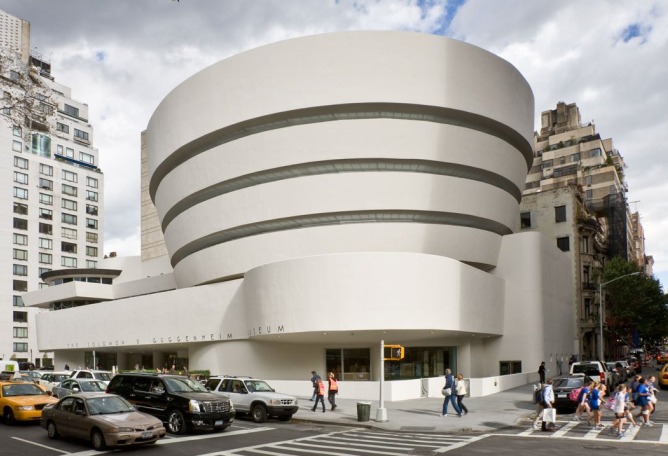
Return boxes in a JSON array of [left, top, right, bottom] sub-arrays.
[[1, 0, 666, 286]]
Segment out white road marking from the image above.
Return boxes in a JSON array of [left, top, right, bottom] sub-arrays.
[[10, 437, 69, 454], [550, 420, 579, 437]]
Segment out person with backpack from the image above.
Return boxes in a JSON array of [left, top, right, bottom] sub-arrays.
[[574, 380, 593, 421], [532, 382, 546, 430], [540, 378, 555, 432], [612, 384, 628, 437]]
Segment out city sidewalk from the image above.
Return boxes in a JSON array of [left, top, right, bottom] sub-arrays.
[[291, 384, 537, 433]]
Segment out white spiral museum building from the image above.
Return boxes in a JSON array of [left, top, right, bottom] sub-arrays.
[[27, 31, 574, 399]]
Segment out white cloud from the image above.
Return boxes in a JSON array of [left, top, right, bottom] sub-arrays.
[[2, 0, 666, 286]]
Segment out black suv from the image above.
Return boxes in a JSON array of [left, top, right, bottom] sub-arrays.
[[106, 373, 234, 434]]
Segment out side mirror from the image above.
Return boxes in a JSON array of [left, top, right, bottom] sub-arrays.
[[73, 387, 80, 392]]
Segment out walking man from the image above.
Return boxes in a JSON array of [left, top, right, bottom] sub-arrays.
[[310, 370, 321, 401], [538, 361, 546, 384], [311, 377, 326, 413], [327, 372, 338, 410], [441, 368, 462, 417]]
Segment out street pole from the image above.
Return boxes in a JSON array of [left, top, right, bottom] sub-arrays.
[[376, 340, 388, 422], [598, 272, 641, 362]]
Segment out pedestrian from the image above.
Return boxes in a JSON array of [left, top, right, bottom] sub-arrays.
[[538, 362, 546, 384], [311, 377, 326, 413], [611, 384, 628, 437], [557, 356, 563, 376], [441, 368, 462, 417], [64, 364, 70, 370], [630, 375, 641, 404], [455, 373, 468, 415], [647, 375, 658, 415], [310, 370, 321, 401], [574, 380, 593, 421], [532, 383, 546, 430], [588, 382, 605, 429], [540, 378, 555, 432], [635, 377, 653, 426], [327, 372, 338, 410]]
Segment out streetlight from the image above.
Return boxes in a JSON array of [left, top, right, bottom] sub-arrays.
[[598, 272, 641, 362]]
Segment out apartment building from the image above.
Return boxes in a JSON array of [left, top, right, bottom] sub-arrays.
[[520, 101, 646, 360], [0, 9, 103, 366]]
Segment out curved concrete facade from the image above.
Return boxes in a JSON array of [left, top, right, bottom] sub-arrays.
[[146, 31, 534, 288]]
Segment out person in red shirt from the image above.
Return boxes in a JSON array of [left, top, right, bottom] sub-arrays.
[[328, 372, 339, 410]]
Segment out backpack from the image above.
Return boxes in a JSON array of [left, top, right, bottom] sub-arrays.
[[569, 387, 583, 402], [534, 387, 544, 404]]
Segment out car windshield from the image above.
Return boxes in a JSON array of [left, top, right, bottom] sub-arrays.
[[53, 374, 69, 382], [553, 378, 584, 388], [244, 380, 273, 392], [164, 377, 208, 393], [572, 364, 601, 377], [86, 396, 135, 415], [2, 383, 46, 397], [80, 381, 106, 392], [93, 372, 111, 381]]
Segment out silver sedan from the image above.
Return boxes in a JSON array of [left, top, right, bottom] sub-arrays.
[[52, 379, 107, 399]]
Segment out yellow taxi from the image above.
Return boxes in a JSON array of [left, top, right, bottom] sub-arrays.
[[0, 381, 58, 424], [659, 364, 668, 390]]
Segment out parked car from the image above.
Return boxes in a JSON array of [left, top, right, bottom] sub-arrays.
[[19, 371, 42, 383], [38, 372, 72, 393], [0, 380, 58, 424], [52, 379, 107, 399], [41, 393, 166, 450], [69, 370, 113, 385], [656, 352, 668, 365], [106, 373, 235, 434], [569, 361, 613, 390], [659, 364, 668, 390], [552, 375, 593, 412], [205, 376, 299, 423]]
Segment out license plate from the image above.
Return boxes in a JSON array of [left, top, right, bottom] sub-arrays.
[[141, 431, 153, 439], [557, 393, 566, 398], [215, 420, 224, 426]]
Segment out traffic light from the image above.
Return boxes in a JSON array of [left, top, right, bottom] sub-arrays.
[[383, 345, 404, 360]]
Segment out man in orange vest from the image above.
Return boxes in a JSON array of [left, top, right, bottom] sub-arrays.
[[328, 372, 339, 410], [311, 377, 326, 412]]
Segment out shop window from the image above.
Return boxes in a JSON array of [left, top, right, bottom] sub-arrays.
[[500, 361, 522, 375]]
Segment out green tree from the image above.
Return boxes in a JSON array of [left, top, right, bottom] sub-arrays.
[[601, 257, 668, 347]]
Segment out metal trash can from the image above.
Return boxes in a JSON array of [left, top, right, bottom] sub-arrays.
[[357, 401, 371, 422]]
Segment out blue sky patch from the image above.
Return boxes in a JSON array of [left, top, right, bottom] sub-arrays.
[[620, 23, 650, 43], [95, 51, 106, 62]]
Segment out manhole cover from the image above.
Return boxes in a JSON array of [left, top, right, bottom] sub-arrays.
[[581, 445, 617, 451]]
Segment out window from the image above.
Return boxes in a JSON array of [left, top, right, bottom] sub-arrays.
[[86, 246, 98, 257], [13, 249, 28, 261], [62, 184, 77, 196], [61, 213, 78, 225], [86, 190, 98, 202], [31, 133, 51, 157], [86, 204, 98, 216], [13, 172, 28, 184], [39, 208, 53, 220], [13, 202, 28, 215], [586, 189, 593, 199], [86, 232, 98, 243], [583, 265, 590, 285], [13, 296, 24, 307], [62, 227, 77, 239], [40, 163, 53, 176], [63, 104, 79, 117], [520, 212, 531, 229], [13, 218, 28, 230], [590, 148, 602, 158], [38, 267, 51, 277], [61, 256, 77, 268], [582, 236, 589, 254], [585, 175, 592, 186], [557, 236, 570, 252], [500, 361, 523, 375], [39, 238, 52, 250], [39, 253, 52, 264], [584, 298, 591, 319], [39, 223, 53, 235], [57, 144, 63, 154], [9, 70, 19, 81], [38, 178, 53, 190], [73, 129, 89, 141], [80, 152, 94, 165], [86, 176, 98, 188], [65, 147, 74, 158], [62, 169, 78, 183], [40, 193, 53, 205], [12, 140, 22, 151], [87, 218, 98, 229], [13, 234, 28, 245], [62, 199, 78, 211], [13, 125, 22, 137], [13, 281, 28, 292], [571, 153, 580, 162], [555, 205, 567, 223], [62, 242, 77, 254], [56, 122, 70, 133], [13, 187, 28, 199], [86, 260, 98, 268], [542, 159, 553, 169], [13, 264, 28, 276], [13, 343, 28, 353], [13, 327, 28, 338], [14, 156, 28, 169]]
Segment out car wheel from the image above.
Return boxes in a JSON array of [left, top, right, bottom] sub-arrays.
[[278, 414, 292, 422], [251, 404, 268, 423], [91, 429, 106, 450], [3, 408, 15, 425], [167, 409, 186, 434], [47, 421, 59, 439]]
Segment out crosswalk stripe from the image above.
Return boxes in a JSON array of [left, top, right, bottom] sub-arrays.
[[550, 421, 579, 437], [620, 423, 643, 441]]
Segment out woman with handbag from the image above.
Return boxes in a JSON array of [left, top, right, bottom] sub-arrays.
[[441, 368, 462, 417], [455, 374, 468, 415], [541, 378, 555, 431]]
